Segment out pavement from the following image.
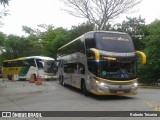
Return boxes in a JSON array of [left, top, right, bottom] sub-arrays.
[[0, 78, 160, 120], [0, 78, 160, 97], [0, 78, 55, 97]]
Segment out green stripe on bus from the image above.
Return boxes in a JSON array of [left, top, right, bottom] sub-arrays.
[[19, 66, 30, 76]]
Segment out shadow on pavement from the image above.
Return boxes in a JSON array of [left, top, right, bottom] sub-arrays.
[[60, 84, 135, 101]]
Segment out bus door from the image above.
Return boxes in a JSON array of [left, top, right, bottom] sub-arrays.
[[72, 63, 85, 89], [64, 64, 72, 85], [71, 63, 79, 88]]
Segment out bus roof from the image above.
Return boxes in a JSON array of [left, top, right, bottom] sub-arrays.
[[26, 56, 54, 60], [3, 56, 55, 62], [84, 30, 127, 35], [58, 30, 127, 51]]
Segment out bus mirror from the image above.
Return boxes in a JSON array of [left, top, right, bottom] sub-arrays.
[[136, 51, 146, 64]]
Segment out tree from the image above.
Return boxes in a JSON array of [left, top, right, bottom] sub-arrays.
[[39, 26, 68, 58], [60, 0, 141, 30], [68, 22, 94, 40], [22, 26, 36, 35], [0, 32, 5, 46], [1, 34, 42, 60], [0, 0, 10, 26], [30, 23, 94, 58], [115, 16, 145, 37], [0, 0, 9, 6], [138, 20, 160, 84], [114, 16, 146, 50]]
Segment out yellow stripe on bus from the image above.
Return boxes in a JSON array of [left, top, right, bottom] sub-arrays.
[[94, 75, 138, 83], [91, 91, 137, 95], [90, 48, 100, 61]]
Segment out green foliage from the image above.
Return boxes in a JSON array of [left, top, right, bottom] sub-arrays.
[[139, 20, 160, 84], [0, 34, 42, 63], [114, 16, 146, 50], [22, 26, 36, 35], [4, 35, 32, 58], [0, 32, 5, 46], [40, 27, 68, 58], [35, 22, 94, 58], [68, 22, 94, 41]]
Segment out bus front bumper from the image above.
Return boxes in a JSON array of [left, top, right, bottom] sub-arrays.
[[90, 80, 138, 96], [45, 75, 57, 79], [90, 91, 137, 96]]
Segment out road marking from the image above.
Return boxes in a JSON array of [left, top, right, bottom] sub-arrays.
[[144, 100, 160, 111]]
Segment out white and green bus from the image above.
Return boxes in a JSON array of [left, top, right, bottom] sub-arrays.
[[2, 56, 57, 80], [57, 31, 146, 96]]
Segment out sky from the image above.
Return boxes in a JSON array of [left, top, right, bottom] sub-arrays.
[[0, 0, 160, 36]]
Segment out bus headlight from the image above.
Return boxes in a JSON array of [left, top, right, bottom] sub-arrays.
[[133, 83, 138, 87], [96, 80, 108, 87], [45, 75, 48, 79]]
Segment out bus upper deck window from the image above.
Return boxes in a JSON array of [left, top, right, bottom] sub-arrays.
[[85, 38, 96, 49]]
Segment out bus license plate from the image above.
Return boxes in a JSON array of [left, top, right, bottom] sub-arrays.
[[117, 91, 124, 94]]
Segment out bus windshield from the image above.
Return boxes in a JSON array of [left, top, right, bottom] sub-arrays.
[[95, 33, 134, 52], [44, 61, 56, 73], [88, 59, 137, 80]]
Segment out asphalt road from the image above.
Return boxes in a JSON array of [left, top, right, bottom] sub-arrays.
[[0, 79, 160, 120]]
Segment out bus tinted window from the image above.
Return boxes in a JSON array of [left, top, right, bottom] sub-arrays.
[[85, 38, 96, 49], [95, 33, 134, 52], [44, 61, 56, 73], [27, 59, 36, 67], [36, 59, 44, 69], [87, 60, 98, 75], [64, 63, 77, 73], [63, 63, 85, 74], [59, 39, 85, 56], [3, 61, 20, 67]]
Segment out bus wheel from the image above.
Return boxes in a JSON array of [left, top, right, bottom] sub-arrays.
[[82, 81, 88, 96], [46, 79, 49, 81], [7, 75, 12, 80]]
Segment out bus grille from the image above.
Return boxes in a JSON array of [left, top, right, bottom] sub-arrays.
[[109, 89, 131, 93], [108, 82, 133, 85]]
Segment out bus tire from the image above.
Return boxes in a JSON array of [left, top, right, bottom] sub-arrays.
[[81, 80, 88, 96], [7, 74, 12, 80], [45, 79, 50, 81]]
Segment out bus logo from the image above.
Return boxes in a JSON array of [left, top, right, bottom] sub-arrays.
[[120, 74, 124, 79], [2, 112, 11, 117]]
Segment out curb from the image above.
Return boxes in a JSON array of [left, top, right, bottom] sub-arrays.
[[139, 85, 160, 89]]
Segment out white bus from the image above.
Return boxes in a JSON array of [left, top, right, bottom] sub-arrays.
[[3, 56, 57, 80], [57, 31, 146, 96]]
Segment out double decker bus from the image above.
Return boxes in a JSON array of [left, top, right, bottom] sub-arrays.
[[57, 31, 146, 96], [2, 56, 57, 80]]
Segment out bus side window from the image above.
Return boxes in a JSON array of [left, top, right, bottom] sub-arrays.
[[64, 64, 68, 73], [64, 63, 77, 73], [78, 63, 85, 74], [27, 59, 36, 67], [36, 59, 44, 69], [85, 38, 96, 49]]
